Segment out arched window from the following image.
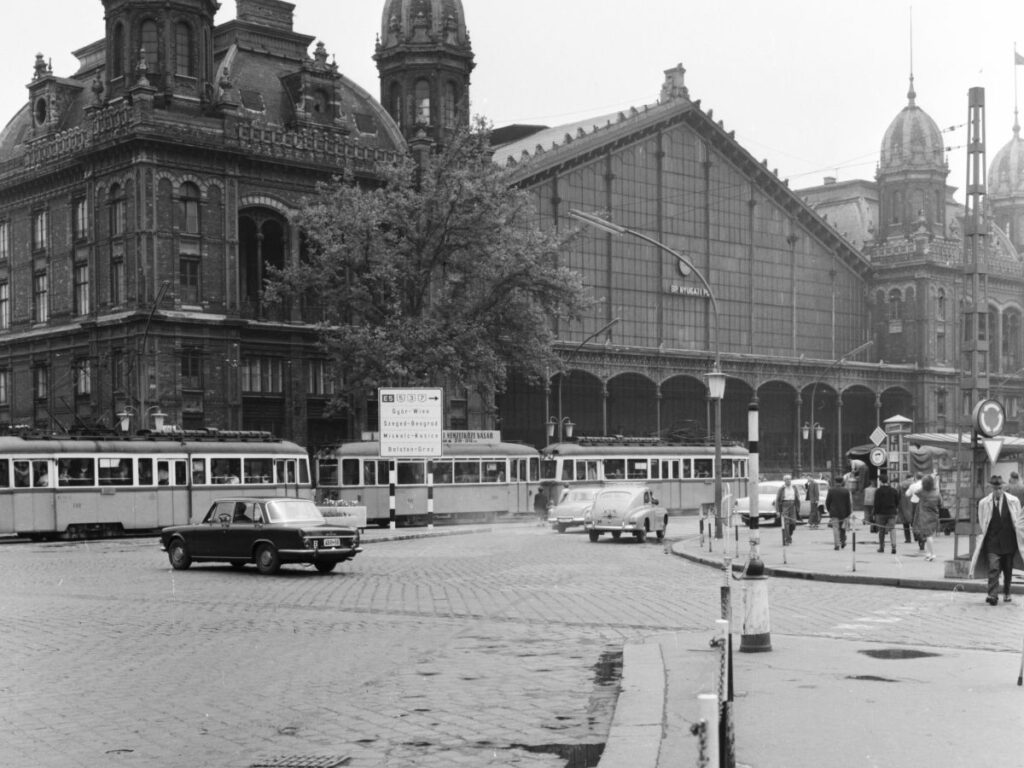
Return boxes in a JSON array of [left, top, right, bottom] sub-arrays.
[[140, 19, 159, 71], [414, 80, 430, 124], [178, 182, 200, 234], [1004, 310, 1022, 372], [239, 209, 288, 319], [109, 184, 126, 237], [389, 82, 402, 127], [112, 23, 125, 79], [936, 288, 946, 320], [888, 289, 902, 321], [175, 22, 193, 77], [443, 81, 457, 128]]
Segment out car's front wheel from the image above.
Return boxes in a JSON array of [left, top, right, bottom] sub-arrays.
[[167, 539, 191, 570], [588, 530, 600, 542], [314, 561, 336, 573], [556, 524, 567, 534], [635, 528, 647, 543], [255, 544, 281, 575]]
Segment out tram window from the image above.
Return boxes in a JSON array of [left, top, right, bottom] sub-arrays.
[[432, 460, 453, 484], [627, 459, 649, 480], [174, 460, 187, 485], [0, 460, 8, 487], [99, 459, 133, 486], [319, 460, 339, 486], [363, 460, 378, 486], [275, 460, 296, 484], [66, 459, 94, 485], [245, 458, 273, 484], [299, 460, 310, 484], [603, 459, 625, 480], [453, 460, 479, 483], [482, 461, 504, 483], [156, 461, 171, 485], [14, 461, 31, 487], [694, 459, 712, 478], [580, 461, 598, 481], [721, 460, 734, 479], [398, 461, 425, 484], [138, 459, 154, 486], [681, 459, 693, 479], [560, 462, 574, 481], [510, 459, 520, 482], [540, 460, 556, 480], [529, 457, 539, 481], [668, 460, 680, 479], [191, 459, 207, 485], [211, 458, 241, 484], [650, 461, 660, 480]]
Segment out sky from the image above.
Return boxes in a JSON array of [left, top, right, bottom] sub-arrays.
[[2, 1, 1023, 202]]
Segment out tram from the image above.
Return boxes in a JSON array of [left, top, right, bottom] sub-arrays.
[[314, 439, 542, 526], [0, 429, 313, 539], [540, 437, 749, 515]]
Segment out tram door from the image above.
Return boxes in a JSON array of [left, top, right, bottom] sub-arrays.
[[12, 460, 56, 534], [508, 457, 532, 515]]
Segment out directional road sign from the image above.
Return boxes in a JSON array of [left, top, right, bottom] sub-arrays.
[[378, 388, 444, 458]]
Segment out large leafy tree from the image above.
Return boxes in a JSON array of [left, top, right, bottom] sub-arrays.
[[266, 124, 594, 416]]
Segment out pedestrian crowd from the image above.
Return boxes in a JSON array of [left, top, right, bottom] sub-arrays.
[[773, 465, 1023, 606]]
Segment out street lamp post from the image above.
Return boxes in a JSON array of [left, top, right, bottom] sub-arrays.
[[802, 421, 824, 476], [545, 416, 575, 444], [568, 209, 726, 537]]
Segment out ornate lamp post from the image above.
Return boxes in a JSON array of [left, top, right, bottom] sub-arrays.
[[802, 421, 824, 476]]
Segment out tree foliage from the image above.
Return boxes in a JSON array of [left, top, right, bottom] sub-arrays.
[[266, 124, 594, 411]]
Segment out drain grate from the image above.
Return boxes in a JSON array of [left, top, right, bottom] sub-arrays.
[[858, 648, 940, 660], [249, 757, 349, 768]]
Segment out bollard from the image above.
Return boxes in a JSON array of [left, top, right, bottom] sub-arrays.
[[697, 693, 720, 768], [739, 554, 772, 652], [851, 531, 856, 572]]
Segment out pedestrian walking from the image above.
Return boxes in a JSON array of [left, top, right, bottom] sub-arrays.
[[897, 473, 915, 544], [912, 474, 942, 561], [534, 487, 549, 526], [825, 475, 852, 550], [905, 472, 925, 550], [872, 476, 900, 554], [776, 474, 800, 545], [969, 475, 1024, 606], [863, 480, 877, 531], [805, 475, 821, 528]]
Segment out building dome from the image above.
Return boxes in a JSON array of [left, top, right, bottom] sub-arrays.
[[989, 120, 1024, 199], [380, 0, 470, 50], [879, 78, 946, 174]]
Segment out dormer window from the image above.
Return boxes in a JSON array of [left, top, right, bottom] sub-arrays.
[[414, 80, 430, 124], [33, 97, 48, 126]]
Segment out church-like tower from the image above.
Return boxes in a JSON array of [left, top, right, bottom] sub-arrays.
[[989, 111, 1024, 254], [375, 0, 475, 148], [100, 0, 219, 109]]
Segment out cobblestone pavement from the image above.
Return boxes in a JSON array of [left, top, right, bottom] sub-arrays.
[[1, 525, 1019, 768]]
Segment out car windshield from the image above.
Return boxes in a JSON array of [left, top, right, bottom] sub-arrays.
[[265, 500, 325, 524]]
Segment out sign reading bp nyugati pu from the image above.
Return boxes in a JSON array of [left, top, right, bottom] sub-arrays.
[[378, 388, 444, 458]]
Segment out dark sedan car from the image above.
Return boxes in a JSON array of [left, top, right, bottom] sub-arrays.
[[160, 497, 362, 574]]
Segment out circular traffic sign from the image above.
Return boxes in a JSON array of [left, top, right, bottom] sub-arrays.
[[869, 447, 887, 467], [973, 398, 1005, 438]]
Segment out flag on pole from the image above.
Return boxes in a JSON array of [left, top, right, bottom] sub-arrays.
[[1016, 50, 1024, 65]]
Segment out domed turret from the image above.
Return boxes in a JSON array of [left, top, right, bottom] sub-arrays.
[[879, 77, 946, 174], [988, 114, 1024, 252], [875, 76, 949, 241], [376, 0, 474, 148]]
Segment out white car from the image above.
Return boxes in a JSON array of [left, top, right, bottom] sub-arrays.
[[548, 484, 602, 533], [734, 478, 829, 526], [583, 485, 668, 543]]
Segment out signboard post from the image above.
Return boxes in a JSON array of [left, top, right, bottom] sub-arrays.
[[379, 388, 444, 529]]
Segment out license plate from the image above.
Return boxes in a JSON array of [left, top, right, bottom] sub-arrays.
[[322, 538, 340, 548]]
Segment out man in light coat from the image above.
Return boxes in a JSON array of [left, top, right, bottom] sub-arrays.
[[969, 475, 1024, 606]]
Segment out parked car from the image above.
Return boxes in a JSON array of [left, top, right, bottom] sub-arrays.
[[548, 484, 603, 533], [582, 485, 668, 543], [734, 478, 829, 526], [160, 497, 362, 574]]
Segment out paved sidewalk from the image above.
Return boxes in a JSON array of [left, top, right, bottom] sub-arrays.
[[601, 514, 1024, 768]]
